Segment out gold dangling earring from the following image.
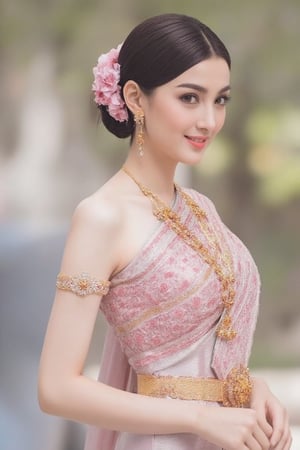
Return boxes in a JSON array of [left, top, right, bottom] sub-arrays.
[[134, 111, 145, 156]]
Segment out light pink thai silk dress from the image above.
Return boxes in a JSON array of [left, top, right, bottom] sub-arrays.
[[84, 189, 260, 450]]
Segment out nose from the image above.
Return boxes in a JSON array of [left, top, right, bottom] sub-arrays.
[[196, 104, 216, 133]]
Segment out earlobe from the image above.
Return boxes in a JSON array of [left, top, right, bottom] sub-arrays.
[[123, 80, 143, 115]]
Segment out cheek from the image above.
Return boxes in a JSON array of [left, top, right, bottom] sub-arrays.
[[215, 109, 226, 133], [146, 102, 184, 137]]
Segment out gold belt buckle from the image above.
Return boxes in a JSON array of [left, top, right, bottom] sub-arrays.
[[223, 365, 252, 407]]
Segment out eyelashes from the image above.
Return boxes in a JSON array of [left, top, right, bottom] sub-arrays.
[[180, 93, 199, 103], [216, 94, 231, 106], [179, 93, 231, 106]]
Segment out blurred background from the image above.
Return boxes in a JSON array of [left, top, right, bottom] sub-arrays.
[[0, 0, 299, 449]]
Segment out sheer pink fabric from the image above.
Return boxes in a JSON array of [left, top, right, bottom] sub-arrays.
[[84, 190, 260, 450]]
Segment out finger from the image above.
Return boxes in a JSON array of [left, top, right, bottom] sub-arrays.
[[282, 434, 293, 450], [252, 423, 270, 449], [253, 403, 273, 438], [283, 434, 293, 450], [269, 407, 287, 447], [282, 425, 293, 450], [245, 433, 264, 450], [258, 414, 273, 438], [272, 424, 292, 450]]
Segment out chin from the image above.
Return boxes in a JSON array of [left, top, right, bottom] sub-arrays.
[[181, 151, 207, 166]]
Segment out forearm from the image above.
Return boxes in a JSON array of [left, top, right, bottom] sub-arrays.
[[38, 375, 198, 435]]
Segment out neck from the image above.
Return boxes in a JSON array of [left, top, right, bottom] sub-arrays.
[[124, 146, 177, 202]]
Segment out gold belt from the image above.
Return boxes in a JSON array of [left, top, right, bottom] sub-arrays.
[[137, 365, 252, 408]]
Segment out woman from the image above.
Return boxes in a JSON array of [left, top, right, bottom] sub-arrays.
[[38, 13, 292, 450]]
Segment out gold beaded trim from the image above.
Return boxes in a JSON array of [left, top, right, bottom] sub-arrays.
[[137, 365, 252, 408], [56, 272, 110, 297], [176, 187, 236, 340], [122, 166, 237, 340]]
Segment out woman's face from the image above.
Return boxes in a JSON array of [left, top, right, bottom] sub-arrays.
[[140, 57, 231, 166]]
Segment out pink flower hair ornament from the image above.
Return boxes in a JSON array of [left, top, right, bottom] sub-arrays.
[[92, 43, 129, 122]]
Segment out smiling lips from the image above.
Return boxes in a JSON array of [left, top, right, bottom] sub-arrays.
[[185, 135, 208, 150]]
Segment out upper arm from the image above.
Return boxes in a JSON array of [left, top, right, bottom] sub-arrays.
[[39, 195, 123, 390]]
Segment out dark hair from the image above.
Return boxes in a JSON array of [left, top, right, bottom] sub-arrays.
[[99, 13, 231, 138]]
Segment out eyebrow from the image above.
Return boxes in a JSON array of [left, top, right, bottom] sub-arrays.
[[176, 83, 231, 94]]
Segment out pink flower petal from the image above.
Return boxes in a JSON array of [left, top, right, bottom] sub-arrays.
[[92, 44, 128, 122]]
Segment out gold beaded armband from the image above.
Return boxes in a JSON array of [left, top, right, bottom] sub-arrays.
[[56, 272, 110, 297]]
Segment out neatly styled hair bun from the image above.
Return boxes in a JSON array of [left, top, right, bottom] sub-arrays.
[[99, 104, 134, 138]]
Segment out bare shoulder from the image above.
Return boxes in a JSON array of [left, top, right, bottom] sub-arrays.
[[60, 182, 127, 278], [72, 188, 124, 234]]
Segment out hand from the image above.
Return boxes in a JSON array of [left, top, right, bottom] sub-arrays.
[[251, 377, 292, 450], [197, 404, 272, 450]]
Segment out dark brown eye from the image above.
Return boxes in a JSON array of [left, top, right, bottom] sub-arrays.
[[216, 95, 231, 106], [180, 93, 198, 104]]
